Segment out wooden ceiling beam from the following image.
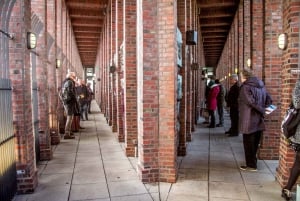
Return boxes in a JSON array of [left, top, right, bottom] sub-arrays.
[[198, 1, 236, 9]]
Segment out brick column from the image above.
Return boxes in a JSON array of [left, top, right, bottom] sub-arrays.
[[47, 0, 60, 145], [32, 0, 52, 160], [124, 0, 138, 157], [277, 0, 300, 187], [117, 0, 125, 142], [111, 0, 118, 132], [258, 0, 282, 160], [9, 0, 38, 193], [177, 0, 187, 156], [137, 0, 177, 183]]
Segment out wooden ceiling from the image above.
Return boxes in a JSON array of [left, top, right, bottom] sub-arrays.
[[198, 0, 240, 68], [66, 0, 108, 67], [66, 0, 239, 69]]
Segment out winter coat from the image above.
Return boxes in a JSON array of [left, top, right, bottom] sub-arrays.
[[238, 76, 268, 134], [207, 84, 220, 110], [226, 82, 240, 109], [61, 78, 77, 115], [217, 84, 226, 107], [290, 80, 300, 144]]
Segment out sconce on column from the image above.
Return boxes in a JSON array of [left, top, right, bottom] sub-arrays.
[[27, 32, 37, 49], [56, 59, 61, 68], [278, 33, 288, 50], [247, 58, 251, 67]]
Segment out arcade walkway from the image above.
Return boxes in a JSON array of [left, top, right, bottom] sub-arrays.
[[13, 101, 284, 201]]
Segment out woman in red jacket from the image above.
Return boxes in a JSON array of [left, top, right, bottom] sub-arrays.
[[206, 81, 220, 128]]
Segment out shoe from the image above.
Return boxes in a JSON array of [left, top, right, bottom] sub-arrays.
[[207, 125, 215, 128], [239, 165, 257, 171], [227, 133, 239, 137], [80, 126, 85, 129], [216, 123, 223, 127], [64, 135, 75, 139], [203, 121, 210, 124], [225, 130, 231, 134], [282, 189, 292, 201]]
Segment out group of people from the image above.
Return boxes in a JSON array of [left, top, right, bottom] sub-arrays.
[[205, 68, 300, 200], [204, 68, 271, 173], [60, 71, 93, 139]]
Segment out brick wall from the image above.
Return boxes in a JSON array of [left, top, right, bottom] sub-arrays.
[[277, 0, 300, 186], [124, 0, 138, 156], [9, 0, 38, 193]]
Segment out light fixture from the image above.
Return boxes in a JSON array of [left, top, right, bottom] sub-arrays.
[[56, 59, 61, 68], [27, 32, 37, 49], [278, 33, 288, 50], [247, 58, 251, 67], [234, 67, 238, 74], [191, 63, 199, 70]]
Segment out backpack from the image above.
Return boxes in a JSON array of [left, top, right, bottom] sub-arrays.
[[281, 105, 300, 138], [59, 80, 71, 103]]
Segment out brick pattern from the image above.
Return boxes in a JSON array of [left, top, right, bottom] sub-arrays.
[[124, 0, 138, 156], [111, 0, 118, 132], [277, 0, 300, 187], [9, 0, 38, 193], [177, 0, 187, 156], [117, 0, 125, 142], [31, 0, 52, 160]]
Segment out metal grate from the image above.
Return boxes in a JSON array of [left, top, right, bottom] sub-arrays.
[[0, 78, 16, 201]]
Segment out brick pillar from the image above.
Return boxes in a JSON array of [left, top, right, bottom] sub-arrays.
[[124, 0, 138, 157], [177, 0, 187, 156], [111, 0, 118, 132], [137, 0, 177, 183], [277, 1, 300, 187], [258, 0, 282, 160], [244, 0, 251, 68], [47, 0, 60, 145], [32, 0, 52, 161], [117, 0, 125, 142], [9, 0, 38, 193]]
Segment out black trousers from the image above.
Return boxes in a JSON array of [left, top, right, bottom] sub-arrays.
[[230, 107, 239, 134], [208, 109, 216, 127], [243, 131, 262, 168], [217, 104, 224, 125], [285, 150, 300, 190]]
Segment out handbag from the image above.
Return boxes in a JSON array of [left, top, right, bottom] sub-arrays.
[[201, 108, 210, 118], [281, 105, 300, 138]]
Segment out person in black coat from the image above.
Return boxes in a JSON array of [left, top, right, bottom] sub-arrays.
[[225, 74, 240, 136]]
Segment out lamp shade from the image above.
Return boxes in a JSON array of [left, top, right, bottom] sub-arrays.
[[278, 33, 288, 50], [27, 32, 37, 49], [56, 59, 61, 68]]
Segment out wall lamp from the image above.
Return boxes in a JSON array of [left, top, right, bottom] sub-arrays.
[[191, 63, 199, 70], [278, 33, 288, 50], [27, 32, 37, 49], [56, 59, 61, 68], [247, 58, 251, 67]]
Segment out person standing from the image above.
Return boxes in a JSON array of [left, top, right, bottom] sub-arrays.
[[61, 72, 77, 139], [76, 79, 89, 121], [206, 77, 220, 128], [203, 75, 216, 124], [225, 74, 240, 136], [238, 68, 269, 171], [282, 79, 300, 201], [86, 82, 94, 113], [215, 79, 226, 127]]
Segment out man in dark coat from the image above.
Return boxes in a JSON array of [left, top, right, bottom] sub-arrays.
[[61, 72, 77, 139], [225, 74, 240, 136], [238, 68, 269, 171]]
